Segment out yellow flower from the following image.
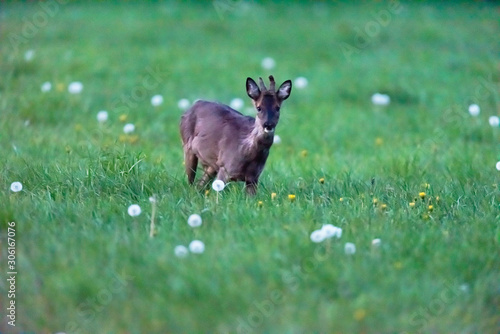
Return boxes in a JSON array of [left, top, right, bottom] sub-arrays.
[[119, 134, 127, 143], [204, 190, 210, 196], [372, 198, 378, 205], [128, 135, 139, 144], [56, 83, 65, 92], [393, 261, 403, 269], [74, 124, 82, 132], [300, 150, 308, 157], [319, 177, 325, 184], [339, 197, 344, 202], [423, 183, 430, 189], [288, 194, 296, 202], [257, 201, 263, 208], [380, 203, 387, 210], [375, 137, 383, 146], [409, 202, 416, 208], [271, 192, 277, 200], [428, 205, 433, 211], [435, 196, 440, 202], [353, 309, 367, 321], [119, 114, 128, 122], [419, 192, 426, 199]]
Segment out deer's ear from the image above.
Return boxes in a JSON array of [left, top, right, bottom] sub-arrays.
[[277, 80, 292, 100], [246, 77, 261, 100]]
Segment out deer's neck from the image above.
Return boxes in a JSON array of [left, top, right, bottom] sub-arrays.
[[242, 123, 273, 156]]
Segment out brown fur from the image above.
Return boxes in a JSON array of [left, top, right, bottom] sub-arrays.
[[180, 76, 292, 195]]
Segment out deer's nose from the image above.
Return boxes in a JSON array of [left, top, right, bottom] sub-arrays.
[[263, 122, 275, 133]]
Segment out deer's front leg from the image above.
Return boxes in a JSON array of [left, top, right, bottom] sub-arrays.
[[245, 178, 258, 195], [216, 167, 229, 184], [198, 166, 216, 189]]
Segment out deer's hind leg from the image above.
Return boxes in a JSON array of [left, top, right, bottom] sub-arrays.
[[184, 149, 198, 184]]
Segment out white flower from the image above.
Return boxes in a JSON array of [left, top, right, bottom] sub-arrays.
[[294, 77, 308, 89], [174, 245, 189, 258], [41, 82, 52, 92], [310, 229, 326, 243], [344, 242, 356, 255], [178, 98, 190, 109], [321, 224, 342, 239], [151, 94, 164, 107], [68, 81, 83, 94], [24, 49, 35, 61], [127, 204, 141, 217], [496, 161, 500, 171], [123, 123, 135, 134], [468, 104, 480, 116], [189, 240, 205, 254], [187, 214, 202, 228], [371, 93, 390, 106], [372, 238, 381, 247], [96, 110, 108, 123], [10, 182, 23, 192], [273, 135, 281, 144], [212, 179, 225, 192], [149, 196, 156, 203], [230, 98, 244, 110], [488, 116, 499, 127], [261, 57, 276, 70]]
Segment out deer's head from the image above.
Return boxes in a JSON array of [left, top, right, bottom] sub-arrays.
[[246, 75, 292, 136]]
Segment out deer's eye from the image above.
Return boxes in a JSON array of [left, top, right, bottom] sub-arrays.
[[256, 106, 262, 112]]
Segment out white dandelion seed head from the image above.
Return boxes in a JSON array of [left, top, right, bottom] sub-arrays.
[[261, 57, 276, 70], [187, 214, 202, 228], [310, 229, 326, 243], [10, 182, 23, 192], [151, 94, 164, 107], [488, 116, 499, 127], [174, 245, 189, 258], [123, 123, 135, 134], [371, 93, 390, 106], [41, 82, 52, 92], [273, 135, 281, 144], [127, 204, 141, 217], [96, 110, 108, 123], [24, 49, 35, 61], [321, 224, 339, 238], [178, 98, 190, 110], [189, 240, 205, 254], [68, 81, 83, 94], [212, 179, 225, 192], [496, 161, 500, 171], [149, 196, 156, 203], [459, 283, 469, 293], [344, 242, 356, 255], [294, 77, 308, 89], [372, 238, 381, 247], [468, 104, 480, 116], [230, 98, 244, 110]]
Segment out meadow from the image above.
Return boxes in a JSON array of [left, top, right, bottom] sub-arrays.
[[0, 1, 499, 333]]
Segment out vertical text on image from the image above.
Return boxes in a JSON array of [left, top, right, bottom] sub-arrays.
[[6, 221, 17, 327]]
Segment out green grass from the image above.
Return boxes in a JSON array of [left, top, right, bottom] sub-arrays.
[[1, 1, 499, 333]]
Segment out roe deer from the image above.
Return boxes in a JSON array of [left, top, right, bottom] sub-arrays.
[[180, 75, 292, 195]]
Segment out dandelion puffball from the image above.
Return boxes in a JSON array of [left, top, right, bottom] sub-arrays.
[[174, 245, 189, 258], [488, 116, 499, 127], [261, 57, 276, 70], [230, 98, 244, 110], [321, 224, 342, 239], [178, 98, 190, 109], [187, 214, 202, 228], [41, 82, 52, 92], [294, 77, 308, 89], [151, 94, 164, 107], [123, 123, 135, 134], [371, 93, 390, 106], [372, 238, 381, 247], [189, 240, 205, 254], [97, 110, 108, 123], [68, 81, 83, 94], [310, 229, 326, 243], [24, 49, 35, 61], [10, 182, 23, 192], [273, 135, 281, 144], [468, 104, 480, 116], [212, 180, 225, 192], [344, 242, 356, 255], [496, 161, 500, 171], [127, 204, 141, 217]]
